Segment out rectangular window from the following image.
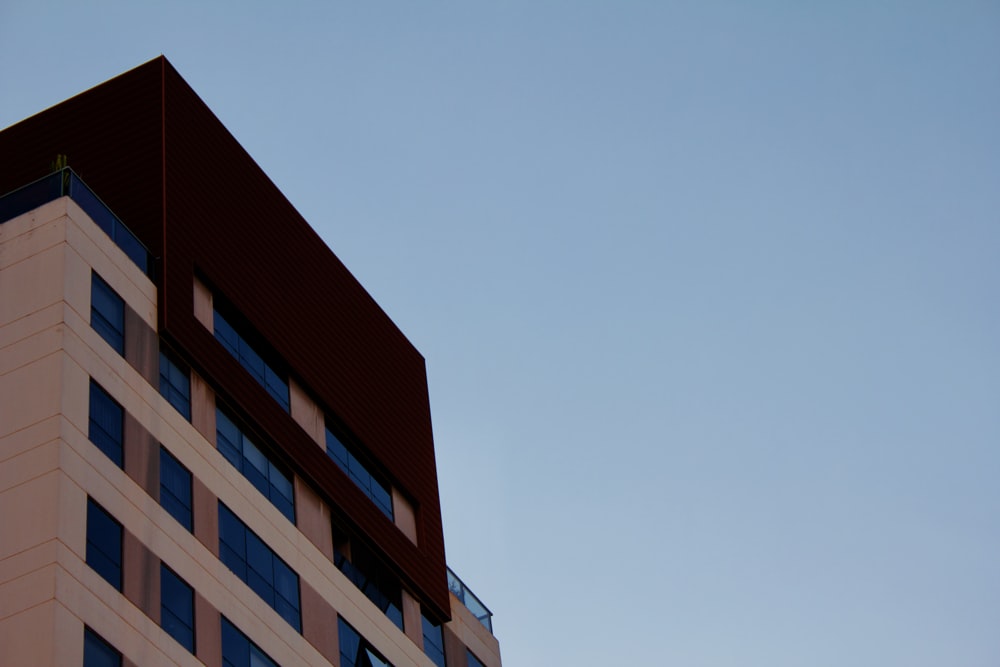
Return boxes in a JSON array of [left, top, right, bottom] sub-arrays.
[[160, 447, 193, 531], [84, 627, 122, 667], [161, 564, 195, 653], [219, 502, 301, 632], [159, 349, 191, 420], [333, 536, 403, 630], [422, 614, 446, 667], [339, 617, 392, 667], [89, 380, 123, 468], [213, 308, 290, 411], [325, 426, 393, 520], [91, 272, 124, 355], [467, 651, 486, 667], [86, 498, 122, 591], [216, 409, 294, 522], [221, 616, 279, 667]]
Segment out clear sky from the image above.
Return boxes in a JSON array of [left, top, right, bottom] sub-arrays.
[[3, 2, 999, 665]]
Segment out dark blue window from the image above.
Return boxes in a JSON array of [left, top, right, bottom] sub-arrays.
[[216, 409, 294, 522], [89, 380, 123, 468], [219, 503, 300, 632], [161, 564, 195, 652], [159, 350, 191, 420], [160, 446, 192, 531], [84, 627, 122, 667], [467, 651, 486, 667], [86, 499, 122, 591], [221, 616, 279, 667], [422, 614, 446, 667], [339, 617, 392, 667], [91, 272, 124, 355], [213, 309, 289, 411], [325, 427, 393, 520]]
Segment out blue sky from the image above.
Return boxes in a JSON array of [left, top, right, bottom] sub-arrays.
[[3, 2, 999, 665]]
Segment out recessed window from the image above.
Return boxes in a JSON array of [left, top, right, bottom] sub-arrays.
[[221, 616, 279, 667], [89, 380, 123, 468], [91, 272, 124, 355], [160, 564, 195, 653], [219, 502, 301, 632], [216, 409, 295, 522], [422, 613, 446, 667], [86, 498, 122, 591], [339, 616, 392, 667], [467, 651, 486, 667], [325, 426, 393, 520], [83, 627, 122, 667], [213, 308, 289, 411], [160, 447, 193, 531], [159, 349, 191, 420], [333, 531, 403, 630]]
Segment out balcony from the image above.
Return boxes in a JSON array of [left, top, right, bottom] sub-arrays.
[[447, 566, 494, 634], [0, 167, 152, 277]]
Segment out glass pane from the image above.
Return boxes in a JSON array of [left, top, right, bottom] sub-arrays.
[[86, 500, 121, 590], [84, 628, 121, 667], [214, 312, 239, 357]]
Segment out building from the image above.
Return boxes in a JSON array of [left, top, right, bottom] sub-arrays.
[[0, 56, 499, 667]]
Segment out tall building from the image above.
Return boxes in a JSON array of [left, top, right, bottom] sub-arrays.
[[0, 57, 499, 667]]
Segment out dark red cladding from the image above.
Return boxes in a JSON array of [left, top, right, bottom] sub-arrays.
[[0, 57, 450, 620]]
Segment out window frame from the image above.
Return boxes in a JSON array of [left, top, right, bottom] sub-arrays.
[[159, 347, 191, 420], [91, 271, 124, 355], [219, 502, 301, 632], [216, 408, 295, 522], [421, 613, 446, 667], [221, 616, 279, 667], [325, 426, 394, 521], [213, 307, 290, 412], [160, 563, 195, 653], [159, 446, 193, 531], [86, 498, 123, 591], [89, 380, 124, 468], [84, 627, 122, 667]]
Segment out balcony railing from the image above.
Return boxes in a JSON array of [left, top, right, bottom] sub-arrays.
[[447, 566, 493, 634], [0, 167, 152, 277]]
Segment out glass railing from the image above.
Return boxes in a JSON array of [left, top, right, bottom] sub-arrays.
[[447, 566, 493, 634], [0, 168, 152, 277]]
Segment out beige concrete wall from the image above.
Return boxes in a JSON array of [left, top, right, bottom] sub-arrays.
[[447, 593, 503, 667], [393, 488, 419, 545], [290, 378, 325, 448]]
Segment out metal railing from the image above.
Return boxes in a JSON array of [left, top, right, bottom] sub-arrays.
[[447, 566, 494, 633], [0, 167, 152, 277]]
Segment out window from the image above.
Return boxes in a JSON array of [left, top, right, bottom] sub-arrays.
[[213, 308, 289, 411], [89, 380, 123, 468], [325, 427, 393, 520], [160, 447, 193, 531], [467, 651, 486, 667], [216, 409, 295, 522], [161, 564, 195, 652], [219, 503, 300, 632], [221, 616, 279, 667], [159, 349, 191, 420], [339, 617, 392, 667], [91, 272, 124, 355], [86, 499, 122, 591], [333, 534, 403, 630], [84, 627, 122, 667], [422, 613, 446, 667]]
